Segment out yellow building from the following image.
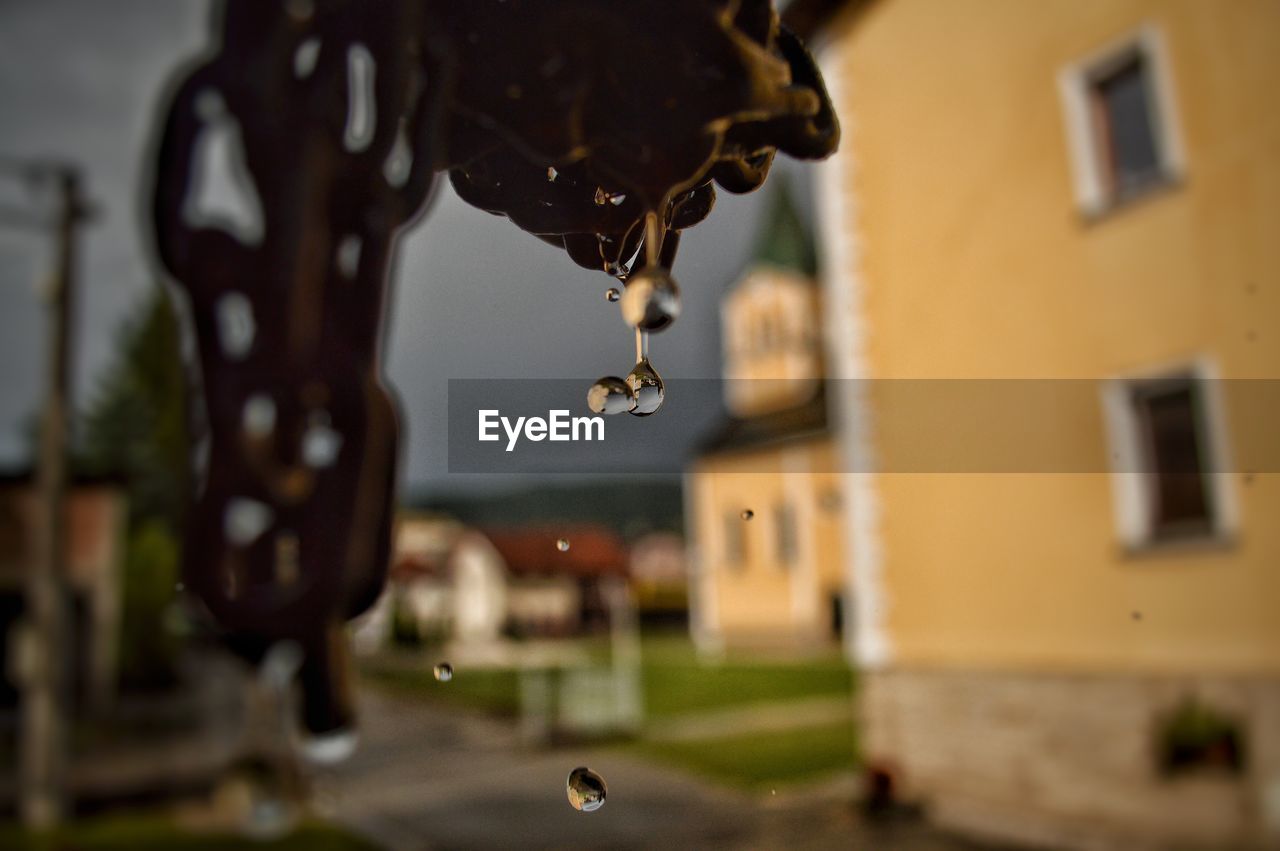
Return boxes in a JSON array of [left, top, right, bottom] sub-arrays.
[[686, 183, 847, 650], [811, 0, 1280, 847]]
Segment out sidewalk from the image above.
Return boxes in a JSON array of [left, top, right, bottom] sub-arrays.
[[326, 682, 1009, 850]]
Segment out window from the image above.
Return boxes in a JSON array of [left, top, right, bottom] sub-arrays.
[[723, 511, 746, 568], [1102, 361, 1237, 550], [1092, 54, 1162, 196], [774, 504, 797, 566], [1131, 379, 1211, 537], [1059, 24, 1184, 216]]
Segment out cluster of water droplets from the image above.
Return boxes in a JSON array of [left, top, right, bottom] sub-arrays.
[[587, 212, 680, 418]]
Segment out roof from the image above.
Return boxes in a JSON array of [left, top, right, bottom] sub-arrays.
[[695, 383, 831, 457], [484, 526, 628, 579], [751, 177, 818, 278]]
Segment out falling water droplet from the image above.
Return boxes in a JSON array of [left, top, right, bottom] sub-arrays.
[[609, 193, 626, 206], [606, 287, 621, 302], [594, 187, 608, 205], [434, 663, 454, 682], [566, 767, 607, 812], [587, 376, 637, 415], [741, 509, 754, 521], [626, 358, 665, 417], [547, 166, 558, 182], [619, 267, 680, 332], [556, 538, 571, 552]]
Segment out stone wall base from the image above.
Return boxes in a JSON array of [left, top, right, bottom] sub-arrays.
[[861, 668, 1280, 850]]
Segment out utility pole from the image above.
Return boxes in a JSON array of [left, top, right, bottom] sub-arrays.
[[2, 162, 91, 828]]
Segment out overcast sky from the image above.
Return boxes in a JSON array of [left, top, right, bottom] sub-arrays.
[[0, 0, 811, 494]]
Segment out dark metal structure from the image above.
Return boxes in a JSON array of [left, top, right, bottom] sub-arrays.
[[151, 0, 838, 739]]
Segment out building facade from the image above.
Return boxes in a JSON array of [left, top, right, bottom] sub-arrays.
[[814, 1, 1280, 847], [687, 184, 848, 650]]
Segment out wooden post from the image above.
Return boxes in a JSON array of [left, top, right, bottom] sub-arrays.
[[20, 168, 84, 828]]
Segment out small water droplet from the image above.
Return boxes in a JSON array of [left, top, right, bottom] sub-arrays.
[[547, 166, 558, 182], [741, 509, 754, 521], [434, 663, 453, 682], [771, 788, 777, 796], [225, 497, 274, 546], [556, 538, 571, 552], [619, 267, 680, 332], [606, 287, 620, 302], [609, 193, 626, 206], [175, 581, 185, 592], [587, 376, 637, 415], [626, 358, 665, 417], [566, 767, 607, 812]]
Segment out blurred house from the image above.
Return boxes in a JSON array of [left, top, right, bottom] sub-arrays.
[[358, 513, 629, 650], [0, 473, 127, 712], [686, 183, 847, 649], [810, 1, 1280, 848], [628, 531, 688, 626]]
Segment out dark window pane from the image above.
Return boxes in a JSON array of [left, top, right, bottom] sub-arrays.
[[1094, 56, 1162, 194], [1132, 380, 1214, 538], [774, 504, 797, 565], [724, 511, 745, 567]]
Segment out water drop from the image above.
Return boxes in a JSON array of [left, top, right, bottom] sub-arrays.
[[594, 187, 608, 205], [547, 166, 558, 182], [626, 358, 665, 417], [587, 376, 637, 415], [566, 767, 607, 812], [606, 287, 620, 302], [609, 193, 626, 206], [741, 509, 754, 521], [225, 497, 274, 546], [556, 538, 571, 552], [434, 663, 453, 682], [175, 581, 185, 592], [619, 267, 680, 332], [301, 422, 344, 468]]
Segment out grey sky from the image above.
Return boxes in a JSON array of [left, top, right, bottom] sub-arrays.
[[0, 0, 810, 493]]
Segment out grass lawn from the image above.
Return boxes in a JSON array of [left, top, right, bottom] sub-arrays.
[[625, 721, 858, 791], [362, 632, 854, 721], [0, 815, 379, 851], [638, 633, 854, 718]]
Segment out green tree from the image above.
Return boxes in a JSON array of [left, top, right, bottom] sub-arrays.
[[79, 286, 189, 687]]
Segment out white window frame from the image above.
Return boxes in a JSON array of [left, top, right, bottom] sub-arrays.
[[1057, 23, 1186, 218], [1100, 356, 1238, 553]]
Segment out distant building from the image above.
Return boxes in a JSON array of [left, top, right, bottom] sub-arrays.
[[0, 474, 127, 712], [686, 182, 848, 650], [359, 513, 629, 650], [628, 531, 687, 625], [814, 1, 1280, 848]]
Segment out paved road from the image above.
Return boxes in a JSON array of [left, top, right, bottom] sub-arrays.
[[324, 685, 1004, 851]]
